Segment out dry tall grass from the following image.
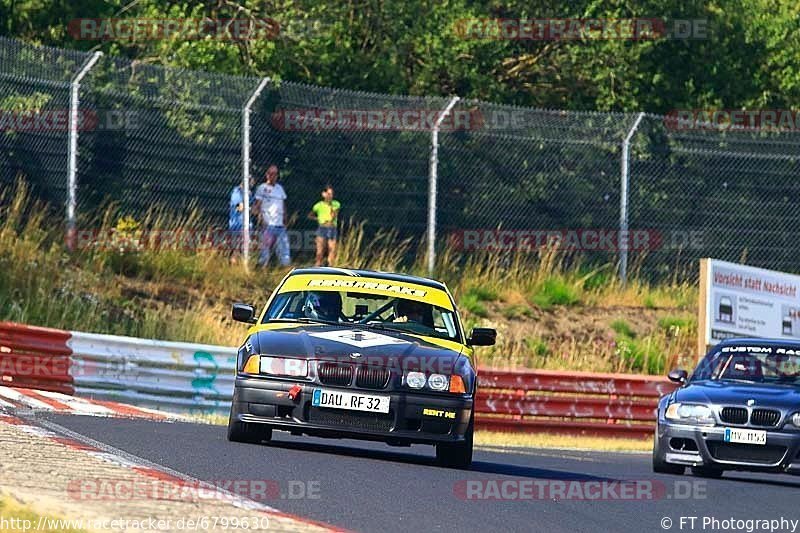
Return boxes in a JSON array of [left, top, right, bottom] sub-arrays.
[[1, 180, 697, 373]]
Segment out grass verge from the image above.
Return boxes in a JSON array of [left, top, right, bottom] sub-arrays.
[[1, 180, 697, 373], [474, 431, 652, 453]]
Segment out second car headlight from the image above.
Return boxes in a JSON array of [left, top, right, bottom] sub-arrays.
[[427, 373, 450, 391], [791, 412, 800, 427], [665, 403, 715, 425], [258, 356, 308, 377], [405, 371, 426, 389]]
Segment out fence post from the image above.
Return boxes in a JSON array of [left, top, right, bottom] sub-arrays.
[[66, 51, 102, 250], [241, 77, 271, 271], [619, 112, 645, 285], [427, 96, 460, 276]]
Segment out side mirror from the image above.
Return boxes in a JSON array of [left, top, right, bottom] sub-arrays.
[[232, 303, 257, 324], [468, 327, 496, 346], [668, 368, 688, 384]]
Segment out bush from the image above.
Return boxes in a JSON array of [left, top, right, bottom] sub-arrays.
[[610, 318, 636, 338], [460, 292, 489, 317], [524, 337, 551, 357], [530, 277, 581, 309], [502, 304, 532, 319], [658, 315, 695, 331], [615, 336, 668, 375]]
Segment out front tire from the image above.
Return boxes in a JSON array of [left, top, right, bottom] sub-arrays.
[[227, 405, 272, 444], [652, 429, 685, 475], [653, 455, 686, 475], [436, 411, 474, 469]]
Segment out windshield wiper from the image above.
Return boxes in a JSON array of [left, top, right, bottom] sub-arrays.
[[363, 322, 452, 340], [363, 322, 412, 334]]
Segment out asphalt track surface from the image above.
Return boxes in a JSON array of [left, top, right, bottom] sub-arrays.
[[33, 413, 800, 533]]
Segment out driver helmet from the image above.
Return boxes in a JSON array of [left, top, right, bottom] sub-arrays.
[[395, 299, 432, 327], [303, 291, 342, 321]]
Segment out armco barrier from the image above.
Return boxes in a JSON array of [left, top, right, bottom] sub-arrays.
[[475, 369, 679, 438], [0, 321, 678, 437], [0, 322, 73, 393], [68, 331, 237, 413]]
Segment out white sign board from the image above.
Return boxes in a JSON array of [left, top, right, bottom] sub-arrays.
[[699, 258, 800, 354]]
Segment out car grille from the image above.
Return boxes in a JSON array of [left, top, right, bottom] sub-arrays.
[[308, 407, 393, 432], [318, 363, 353, 386], [720, 407, 748, 425], [707, 442, 787, 464], [356, 366, 391, 390], [750, 408, 781, 427]]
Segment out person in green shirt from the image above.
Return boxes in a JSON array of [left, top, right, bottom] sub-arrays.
[[308, 185, 341, 266]]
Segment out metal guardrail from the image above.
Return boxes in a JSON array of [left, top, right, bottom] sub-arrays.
[[68, 331, 236, 414], [475, 369, 678, 438], [0, 322, 73, 394], [0, 321, 678, 436]]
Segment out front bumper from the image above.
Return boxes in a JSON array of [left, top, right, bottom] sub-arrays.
[[231, 377, 473, 444], [656, 421, 800, 474]]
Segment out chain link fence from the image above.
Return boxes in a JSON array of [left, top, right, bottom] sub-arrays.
[[3, 36, 800, 281], [0, 37, 89, 210]]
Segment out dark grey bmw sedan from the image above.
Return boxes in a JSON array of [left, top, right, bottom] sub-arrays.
[[654, 338, 800, 478]]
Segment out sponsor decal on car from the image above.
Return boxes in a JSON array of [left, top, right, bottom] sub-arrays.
[[307, 278, 427, 297], [307, 329, 410, 348], [422, 408, 456, 419], [276, 274, 454, 309]]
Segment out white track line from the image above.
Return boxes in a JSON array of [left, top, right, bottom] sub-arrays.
[[33, 417, 282, 514], [0, 397, 13, 409], [0, 387, 53, 410], [34, 390, 115, 416]]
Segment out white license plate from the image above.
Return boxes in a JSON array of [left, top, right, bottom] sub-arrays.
[[724, 427, 767, 445], [312, 388, 390, 414]]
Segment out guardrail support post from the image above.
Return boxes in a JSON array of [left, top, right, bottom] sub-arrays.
[[427, 96, 460, 276], [241, 77, 271, 271], [619, 112, 645, 286], [66, 51, 102, 250]]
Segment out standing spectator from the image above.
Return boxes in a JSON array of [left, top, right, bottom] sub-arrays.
[[253, 165, 291, 267], [228, 175, 254, 264], [309, 184, 340, 266]]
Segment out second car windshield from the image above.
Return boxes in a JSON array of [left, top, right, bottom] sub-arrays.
[[264, 290, 460, 341], [691, 347, 800, 385]]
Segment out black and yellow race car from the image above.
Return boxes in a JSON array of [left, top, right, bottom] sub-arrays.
[[227, 267, 496, 468]]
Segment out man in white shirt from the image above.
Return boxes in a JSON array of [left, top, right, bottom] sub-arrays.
[[253, 165, 291, 267]]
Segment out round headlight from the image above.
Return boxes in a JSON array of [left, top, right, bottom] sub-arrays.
[[792, 412, 800, 427], [427, 373, 449, 391], [406, 371, 426, 389], [665, 403, 715, 425]]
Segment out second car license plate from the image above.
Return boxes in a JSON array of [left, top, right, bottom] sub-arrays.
[[724, 427, 767, 445], [312, 388, 390, 414]]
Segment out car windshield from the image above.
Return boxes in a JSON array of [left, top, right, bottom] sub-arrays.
[[264, 290, 461, 342], [691, 345, 800, 386]]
